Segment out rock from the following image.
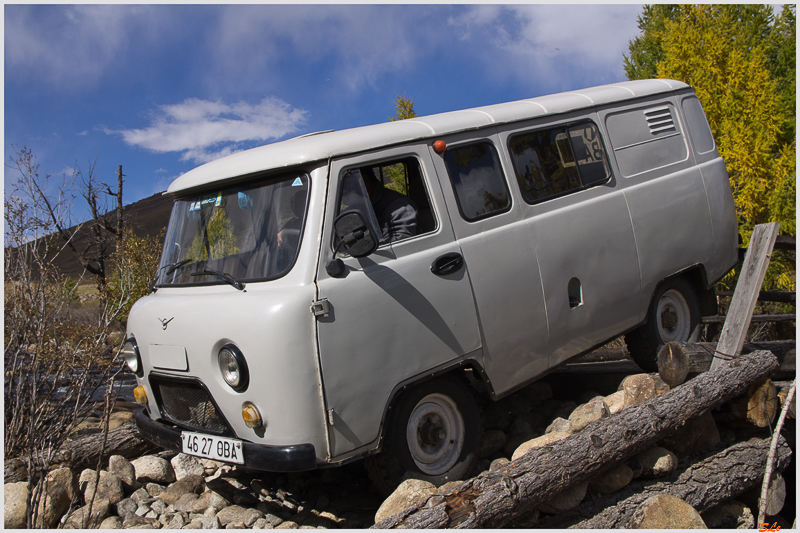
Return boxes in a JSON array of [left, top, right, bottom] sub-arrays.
[[63, 497, 111, 529], [498, 394, 535, 416], [158, 474, 205, 506], [628, 494, 707, 528], [109, 411, 136, 430], [168, 513, 186, 529], [481, 403, 512, 431], [108, 455, 136, 491], [122, 515, 160, 528], [100, 515, 123, 528], [191, 490, 232, 513], [47, 466, 78, 501], [131, 455, 175, 484], [171, 453, 206, 481], [507, 418, 533, 437], [130, 487, 152, 503], [80, 468, 125, 505], [174, 492, 201, 513], [634, 446, 679, 478], [4, 481, 29, 529], [203, 515, 222, 528], [511, 432, 571, 461], [275, 520, 299, 529], [521, 381, 553, 401], [116, 497, 138, 518], [490, 457, 510, 471], [216, 505, 265, 527], [538, 481, 588, 514], [621, 374, 657, 406], [652, 374, 671, 394], [145, 482, 165, 497], [374, 479, 437, 523], [658, 411, 720, 458], [437, 481, 463, 494], [604, 390, 626, 415], [478, 430, 507, 459], [701, 500, 755, 529], [4, 458, 28, 484], [545, 417, 571, 434], [33, 481, 71, 528], [569, 400, 610, 432], [588, 463, 634, 494]]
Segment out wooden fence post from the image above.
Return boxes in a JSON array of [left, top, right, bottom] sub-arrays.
[[711, 223, 780, 370]]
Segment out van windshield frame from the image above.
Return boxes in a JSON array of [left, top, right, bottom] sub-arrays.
[[154, 173, 310, 288]]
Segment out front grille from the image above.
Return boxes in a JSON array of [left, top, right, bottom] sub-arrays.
[[151, 377, 228, 433]]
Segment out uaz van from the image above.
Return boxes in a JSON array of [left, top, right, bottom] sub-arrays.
[[128, 79, 738, 492]]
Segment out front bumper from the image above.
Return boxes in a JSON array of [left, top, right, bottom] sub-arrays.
[[135, 408, 318, 472]]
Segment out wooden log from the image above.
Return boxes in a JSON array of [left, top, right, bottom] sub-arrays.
[[371, 350, 779, 529], [3, 423, 158, 479], [711, 222, 780, 370], [777, 387, 796, 419], [716, 290, 796, 304], [740, 473, 787, 518], [534, 435, 792, 529], [702, 314, 796, 324], [727, 377, 778, 427], [657, 340, 795, 387]]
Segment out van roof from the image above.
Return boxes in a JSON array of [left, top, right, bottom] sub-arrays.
[[168, 78, 688, 194]]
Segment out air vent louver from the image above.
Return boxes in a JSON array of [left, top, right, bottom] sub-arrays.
[[644, 106, 676, 134]]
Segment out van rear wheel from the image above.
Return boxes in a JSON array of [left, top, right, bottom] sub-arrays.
[[365, 377, 480, 496], [626, 277, 701, 372]]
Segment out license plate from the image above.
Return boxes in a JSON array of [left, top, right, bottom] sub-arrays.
[[181, 431, 244, 464]]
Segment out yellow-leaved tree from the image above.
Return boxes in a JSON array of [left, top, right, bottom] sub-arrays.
[[625, 4, 795, 292]]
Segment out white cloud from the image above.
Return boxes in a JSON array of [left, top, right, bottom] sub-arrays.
[[108, 97, 308, 164], [5, 5, 156, 88], [447, 5, 642, 92]]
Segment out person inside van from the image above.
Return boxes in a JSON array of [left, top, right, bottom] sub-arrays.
[[360, 166, 418, 243]]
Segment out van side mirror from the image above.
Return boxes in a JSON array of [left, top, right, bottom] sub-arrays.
[[332, 210, 379, 259]]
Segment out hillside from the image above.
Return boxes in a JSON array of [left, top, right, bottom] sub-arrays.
[[51, 192, 173, 281]]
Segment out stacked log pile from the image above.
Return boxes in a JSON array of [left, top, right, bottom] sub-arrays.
[[373, 349, 794, 529]]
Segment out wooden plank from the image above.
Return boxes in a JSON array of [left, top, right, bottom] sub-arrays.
[[711, 223, 780, 370], [702, 314, 796, 324], [715, 290, 796, 304]]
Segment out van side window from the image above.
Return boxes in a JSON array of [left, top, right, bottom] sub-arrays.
[[336, 157, 435, 244], [508, 122, 611, 205], [443, 142, 511, 221]]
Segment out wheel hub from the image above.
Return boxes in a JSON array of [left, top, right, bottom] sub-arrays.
[[406, 393, 465, 475]]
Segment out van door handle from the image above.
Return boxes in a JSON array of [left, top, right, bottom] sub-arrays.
[[431, 252, 464, 276]]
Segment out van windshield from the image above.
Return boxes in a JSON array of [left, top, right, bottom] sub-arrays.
[[155, 173, 310, 287]]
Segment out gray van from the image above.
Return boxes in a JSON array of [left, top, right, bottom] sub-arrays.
[[127, 79, 738, 491]]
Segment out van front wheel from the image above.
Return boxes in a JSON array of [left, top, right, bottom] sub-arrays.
[[365, 377, 480, 496], [626, 278, 701, 372]]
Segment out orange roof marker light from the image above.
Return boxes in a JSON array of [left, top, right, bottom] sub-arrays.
[[433, 140, 446, 153]]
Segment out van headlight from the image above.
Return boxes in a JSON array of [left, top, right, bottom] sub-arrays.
[[218, 345, 249, 392], [122, 338, 143, 377]]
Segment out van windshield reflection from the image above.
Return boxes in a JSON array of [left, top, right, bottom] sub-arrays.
[[155, 174, 310, 287]]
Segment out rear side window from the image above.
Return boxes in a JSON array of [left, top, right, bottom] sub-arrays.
[[508, 122, 611, 205], [443, 142, 511, 221], [681, 96, 715, 154]]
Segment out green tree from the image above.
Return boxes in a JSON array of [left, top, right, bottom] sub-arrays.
[[389, 93, 417, 122], [624, 4, 795, 291], [187, 208, 240, 261]]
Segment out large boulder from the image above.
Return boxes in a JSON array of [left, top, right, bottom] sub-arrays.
[[511, 432, 570, 461], [108, 455, 136, 492], [537, 481, 589, 514], [628, 494, 707, 529], [46, 466, 78, 501], [79, 468, 125, 505], [171, 453, 206, 480], [33, 482, 71, 528], [131, 455, 175, 484], [701, 500, 755, 529], [158, 474, 205, 506], [633, 446, 679, 479], [374, 479, 437, 523], [588, 463, 634, 495], [63, 497, 111, 529], [4, 481, 29, 529], [568, 400, 609, 432], [620, 374, 657, 407], [604, 390, 626, 415]]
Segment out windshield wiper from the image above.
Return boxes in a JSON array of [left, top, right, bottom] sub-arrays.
[[163, 258, 194, 276], [191, 267, 245, 291]]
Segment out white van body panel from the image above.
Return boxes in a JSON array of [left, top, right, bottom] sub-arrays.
[[128, 79, 737, 474]]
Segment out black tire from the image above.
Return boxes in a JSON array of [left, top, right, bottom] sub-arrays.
[[625, 277, 701, 372], [365, 376, 480, 496]]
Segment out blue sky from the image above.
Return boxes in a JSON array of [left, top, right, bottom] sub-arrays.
[[5, 4, 646, 222]]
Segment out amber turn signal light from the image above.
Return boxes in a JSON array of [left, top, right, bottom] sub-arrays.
[[133, 385, 148, 405], [242, 403, 263, 429]]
